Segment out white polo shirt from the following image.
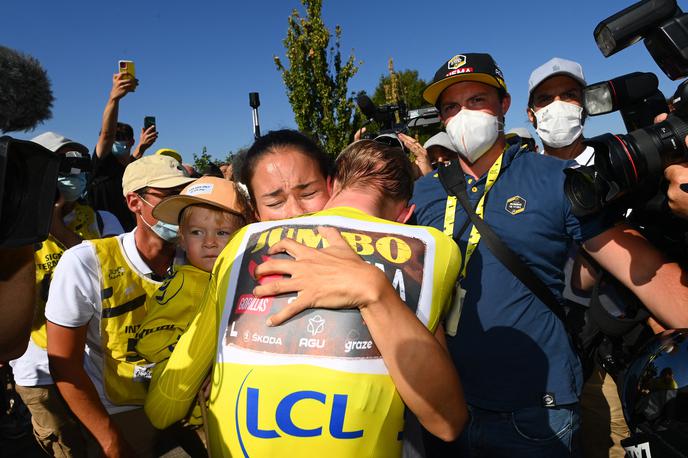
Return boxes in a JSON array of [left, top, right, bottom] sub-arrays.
[[45, 229, 159, 414]]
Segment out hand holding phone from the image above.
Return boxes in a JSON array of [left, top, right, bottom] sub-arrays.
[[118, 60, 136, 80], [144, 116, 156, 131]]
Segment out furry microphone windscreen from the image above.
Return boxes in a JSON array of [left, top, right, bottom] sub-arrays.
[[0, 46, 54, 133]]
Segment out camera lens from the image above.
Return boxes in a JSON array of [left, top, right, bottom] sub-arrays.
[[564, 166, 603, 217], [581, 114, 688, 214]]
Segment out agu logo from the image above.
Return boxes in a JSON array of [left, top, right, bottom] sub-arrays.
[[235, 370, 364, 456], [307, 315, 326, 336]]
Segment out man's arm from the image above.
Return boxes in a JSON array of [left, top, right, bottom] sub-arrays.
[[95, 73, 137, 159], [130, 126, 158, 161], [583, 223, 688, 328], [47, 322, 134, 457], [0, 245, 34, 360], [254, 227, 467, 441]]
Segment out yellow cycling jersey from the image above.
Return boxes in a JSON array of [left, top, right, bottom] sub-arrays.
[[146, 207, 460, 457], [32, 202, 101, 349], [135, 264, 210, 363], [92, 236, 161, 405]]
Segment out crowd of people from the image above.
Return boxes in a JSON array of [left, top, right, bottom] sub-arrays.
[[2, 50, 688, 458]]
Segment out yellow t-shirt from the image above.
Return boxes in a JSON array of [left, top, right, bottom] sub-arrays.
[[145, 207, 460, 457]]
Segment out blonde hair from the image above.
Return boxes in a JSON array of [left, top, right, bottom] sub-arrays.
[[179, 204, 246, 232], [334, 140, 414, 203]]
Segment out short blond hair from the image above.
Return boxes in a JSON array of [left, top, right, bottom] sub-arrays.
[[334, 140, 414, 204]]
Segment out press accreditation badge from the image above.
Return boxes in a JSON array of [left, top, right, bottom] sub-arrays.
[[446, 284, 466, 336]]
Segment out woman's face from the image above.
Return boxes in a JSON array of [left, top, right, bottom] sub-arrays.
[[250, 148, 330, 221]]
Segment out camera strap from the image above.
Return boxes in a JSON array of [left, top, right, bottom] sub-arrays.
[[438, 160, 567, 323]]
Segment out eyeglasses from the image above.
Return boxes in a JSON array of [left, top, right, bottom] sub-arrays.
[[137, 189, 182, 200]]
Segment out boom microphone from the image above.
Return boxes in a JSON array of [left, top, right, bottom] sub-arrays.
[[0, 46, 54, 132]]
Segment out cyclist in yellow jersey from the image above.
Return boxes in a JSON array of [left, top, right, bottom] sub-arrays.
[[146, 140, 468, 457]]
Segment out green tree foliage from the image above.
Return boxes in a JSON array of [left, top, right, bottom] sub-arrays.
[[274, 0, 359, 157], [371, 69, 428, 110], [193, 146, 250, 175], [192, 146, 216, 173]]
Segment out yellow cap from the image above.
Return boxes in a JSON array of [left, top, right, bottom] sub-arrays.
[[154, 148, 183, 164], [122, 155, 195, 196]]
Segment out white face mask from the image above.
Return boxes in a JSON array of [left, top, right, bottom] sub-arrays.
[[445, 109, 501, 164], [534, 100, 584, 148]]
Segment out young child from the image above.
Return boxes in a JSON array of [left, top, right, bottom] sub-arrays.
[[135, 176, 251, 370]]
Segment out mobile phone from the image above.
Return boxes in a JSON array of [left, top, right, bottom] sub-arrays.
[[144, 116, 156, 131], [118, 60, 136, 80]]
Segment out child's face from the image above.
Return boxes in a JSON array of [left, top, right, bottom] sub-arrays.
[[179, 206, 240, 272]]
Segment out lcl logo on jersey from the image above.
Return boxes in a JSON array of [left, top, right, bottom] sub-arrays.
[[239, 388, 364, 441]]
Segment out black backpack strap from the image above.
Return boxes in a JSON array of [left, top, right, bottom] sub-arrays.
[[437, 161, 567, 322]]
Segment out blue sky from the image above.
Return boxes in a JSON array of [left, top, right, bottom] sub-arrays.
[[4, 0, 684, 163]]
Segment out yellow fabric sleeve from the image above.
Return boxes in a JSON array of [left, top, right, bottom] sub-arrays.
[[144, 270, 218, 429]]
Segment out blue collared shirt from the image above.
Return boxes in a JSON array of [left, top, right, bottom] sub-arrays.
[[411, 143, 610, 410]]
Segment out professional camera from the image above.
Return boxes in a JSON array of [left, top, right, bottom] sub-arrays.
[[564, 0, 688, 219], [0, 137, 64, 247], [355, 92, 440, 148], [0, 46, 59, 248]]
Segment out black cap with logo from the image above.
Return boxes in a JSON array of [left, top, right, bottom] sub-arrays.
[[423, 53, 507, 106]]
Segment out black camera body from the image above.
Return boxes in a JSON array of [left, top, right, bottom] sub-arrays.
[[0, 137, 62, 247], [565, 0, 688, 244], [354, 92, 440, 147]]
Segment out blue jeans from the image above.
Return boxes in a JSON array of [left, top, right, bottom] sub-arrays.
[[424, 403, 581, 457]]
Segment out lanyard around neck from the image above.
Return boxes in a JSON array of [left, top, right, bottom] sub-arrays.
[[443, 153, 504, 278]]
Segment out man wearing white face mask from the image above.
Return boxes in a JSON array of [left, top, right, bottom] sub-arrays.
[[45, 155, 194, 457], [529, 58, 630, 458], [9, 132, 124, 457], [527, 58, 592, 164], [411, 52, 688, 457]]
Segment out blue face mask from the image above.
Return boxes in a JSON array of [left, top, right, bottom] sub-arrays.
[[139, 196, 179, 242], [147, 220, 179, 243], [57, 173, 87, 202], [112, 141, 131, 158]]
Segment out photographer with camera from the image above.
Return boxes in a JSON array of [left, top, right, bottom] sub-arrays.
[[88, 72, 158, 232], [410, 52, 688, 457], [0, 46, 55, 361], [527, 57, 631, 458], [9, 132, 123, 457]]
